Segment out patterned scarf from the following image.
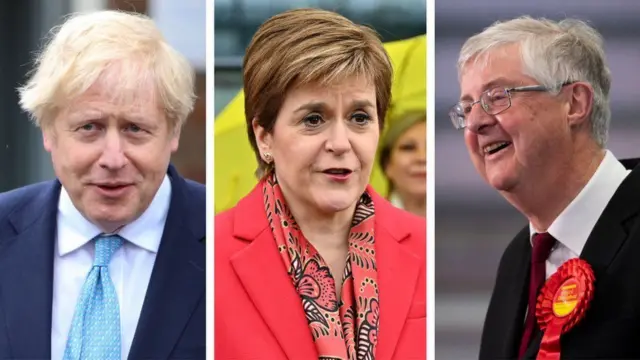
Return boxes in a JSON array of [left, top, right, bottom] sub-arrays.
[[263, 173, 379, 360]]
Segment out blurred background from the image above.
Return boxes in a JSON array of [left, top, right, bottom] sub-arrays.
[[214, 0, 427, 213], [435, 1, 640, 358], [0, 0, 205, 192], [215, 0, 426, 113]]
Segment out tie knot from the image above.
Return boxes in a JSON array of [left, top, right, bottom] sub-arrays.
[[532, 232, 556, 263], [93, 234, 124, 267]]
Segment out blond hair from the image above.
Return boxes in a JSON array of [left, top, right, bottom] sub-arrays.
[[379, 110, 426, 195], [18, 10, 196, 131], [243, 8, 393, 176], [458, 16, 611, 146]]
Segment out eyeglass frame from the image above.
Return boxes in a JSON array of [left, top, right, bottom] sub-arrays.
[[449, 82, 573, 130]]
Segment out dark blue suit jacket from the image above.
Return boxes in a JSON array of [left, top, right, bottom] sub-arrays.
[[0, 165, 205, 359]]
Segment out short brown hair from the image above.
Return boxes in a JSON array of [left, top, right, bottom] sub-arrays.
[[243, 8, 393, 176]]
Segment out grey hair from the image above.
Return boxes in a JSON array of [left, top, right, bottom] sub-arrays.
[[458, 16, 611, 146]]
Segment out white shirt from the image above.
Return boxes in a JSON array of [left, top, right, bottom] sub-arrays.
[[51, 175, 171, 360], [390, 192, 405, 209], [529, 150, 630, 279]]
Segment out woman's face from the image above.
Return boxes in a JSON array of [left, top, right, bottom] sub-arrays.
[[254, 76, 380, 216], [384, 121, 426, 199]]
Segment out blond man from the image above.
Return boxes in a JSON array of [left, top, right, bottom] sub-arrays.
[[0, 10, 205, 359]]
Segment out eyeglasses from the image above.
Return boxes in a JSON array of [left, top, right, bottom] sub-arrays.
[[449, 84, 565, 130]]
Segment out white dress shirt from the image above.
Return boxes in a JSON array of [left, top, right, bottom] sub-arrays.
[[390, 192, 405, 209], [51, 175, 171, 360], [529, 150, 630, 279]]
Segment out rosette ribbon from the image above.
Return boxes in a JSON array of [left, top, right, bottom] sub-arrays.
[[535, 258, 595, 360]]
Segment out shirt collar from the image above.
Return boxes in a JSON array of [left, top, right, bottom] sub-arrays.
[[57, 175, 172, 256], [529, 150, 630, 255], [389, 192, 404, 209]]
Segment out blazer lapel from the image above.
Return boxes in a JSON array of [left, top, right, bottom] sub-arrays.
[[479, 227, 530, 360], [501, 230, 531, 358], [229, 185, 317, 359], [0, 181, 59, 359], [371, 191, 423, 360], [128, 166, 205, 359], [524, 330, 543, 359], [525, 160, 640, 358], [580, 162, 640, 273]]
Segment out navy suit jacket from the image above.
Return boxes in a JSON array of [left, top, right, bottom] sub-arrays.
[[0, 165, 205, 359]]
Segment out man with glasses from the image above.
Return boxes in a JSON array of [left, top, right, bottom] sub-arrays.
[[453, 16, 640, 359]]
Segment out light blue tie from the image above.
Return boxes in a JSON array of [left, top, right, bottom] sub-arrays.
[[63, 234, 124, 360]]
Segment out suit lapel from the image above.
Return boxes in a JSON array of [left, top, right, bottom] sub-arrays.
[[128, 166, 205, 359], [580, 161, 640, 273], [370, 190, 422, 360], [479, 227, 530, 359], [0, 181, 59, 359], [230, 184, 317, 359], [501, 230, 531, 358], [525, 160, 640, 358], [524, 330, 543, 359]]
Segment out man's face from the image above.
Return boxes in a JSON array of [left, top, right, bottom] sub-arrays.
[[44, 75, 179, 233], [459, 45, 572, 193]]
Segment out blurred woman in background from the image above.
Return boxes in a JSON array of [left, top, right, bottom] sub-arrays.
[[215, 8, 426, 360], [379, 111, 426, 217]]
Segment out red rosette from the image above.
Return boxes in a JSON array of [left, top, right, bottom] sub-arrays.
[[534, 258, 595, 360]]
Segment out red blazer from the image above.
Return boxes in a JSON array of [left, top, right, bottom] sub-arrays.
[[215, 183, 426, 359]]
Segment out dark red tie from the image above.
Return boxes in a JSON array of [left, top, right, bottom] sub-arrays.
[[518, 232, 557, 358]]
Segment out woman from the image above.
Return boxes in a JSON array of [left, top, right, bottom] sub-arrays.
[[379, 111, 427, 217], [215, 8, 426, 360]]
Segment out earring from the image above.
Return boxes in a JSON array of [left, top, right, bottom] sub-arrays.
[[263, 152, 273, 163]]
